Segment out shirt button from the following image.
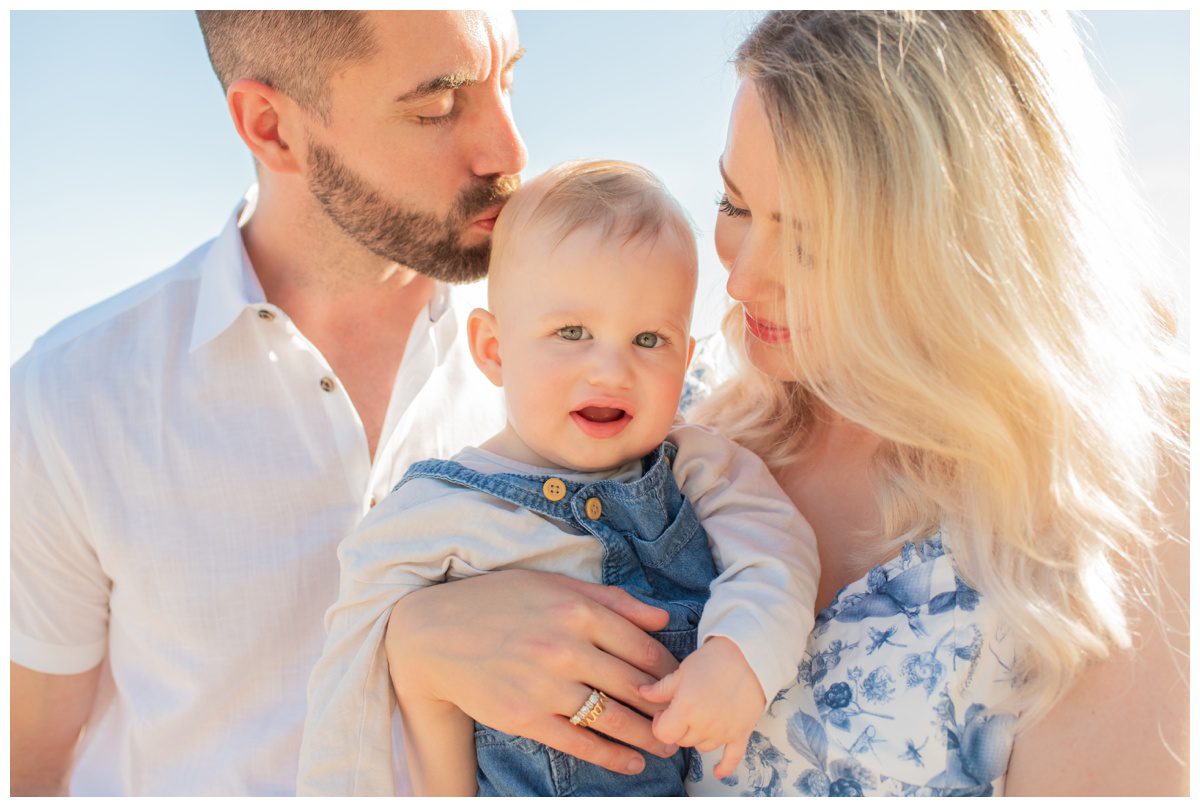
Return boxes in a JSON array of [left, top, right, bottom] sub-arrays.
[[369, 497, 377, 508], [257, 309, 275, 321], [319, 377, 336, 392], [542, 478, 567, 502], [585, 497, 603, 520]]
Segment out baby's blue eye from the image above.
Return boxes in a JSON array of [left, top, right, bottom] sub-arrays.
[[558, 325, 591, 341], [634, 332, 662, 348]]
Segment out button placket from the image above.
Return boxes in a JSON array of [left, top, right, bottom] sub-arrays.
[[277, 317, 372, 506]]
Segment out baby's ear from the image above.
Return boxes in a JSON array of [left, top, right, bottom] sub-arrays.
[[467, 308, 504, 387], [686, 336, 697, 368]]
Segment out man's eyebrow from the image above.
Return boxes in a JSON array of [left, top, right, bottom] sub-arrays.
[[395, 46, 527, 105], [718, 158, 781, 222], [395, 71, 475, 104], [505, 46, 527, 74]]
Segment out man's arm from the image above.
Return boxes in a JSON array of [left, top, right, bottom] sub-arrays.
[[10, 662, 101, 796]]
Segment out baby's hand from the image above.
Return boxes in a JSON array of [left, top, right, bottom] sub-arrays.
[[638, 636, 765, 779]]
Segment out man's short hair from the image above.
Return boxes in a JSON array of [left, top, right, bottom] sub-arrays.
[[195, 11, 377, 121]]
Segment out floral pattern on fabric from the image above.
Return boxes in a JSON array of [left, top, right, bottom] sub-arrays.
[[689, 535, 1021, 797]]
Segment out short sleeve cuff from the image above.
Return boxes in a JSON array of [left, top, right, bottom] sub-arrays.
[[11, 629, 106, 675]]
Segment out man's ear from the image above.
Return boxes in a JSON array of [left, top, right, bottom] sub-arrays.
[[686, 335, 697, 368], [467, 307, 504, 387], [226, 78, 302, 175]]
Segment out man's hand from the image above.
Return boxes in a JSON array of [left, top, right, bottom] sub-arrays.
[[639, 636, 765, 779], [385, 570, 681, 776]]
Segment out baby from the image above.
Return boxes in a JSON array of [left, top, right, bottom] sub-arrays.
[[297, 160, 819, 796]]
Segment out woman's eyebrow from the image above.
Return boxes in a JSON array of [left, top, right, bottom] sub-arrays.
[[717, 158, 742, 197]]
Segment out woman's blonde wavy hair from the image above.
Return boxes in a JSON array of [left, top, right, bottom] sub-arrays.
[[690, 10, 1188, 724]]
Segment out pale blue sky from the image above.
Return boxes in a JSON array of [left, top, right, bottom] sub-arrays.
[[9, 11, 1190, 361]]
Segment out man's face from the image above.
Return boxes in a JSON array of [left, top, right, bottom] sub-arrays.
[[301, 11, 526, 282]]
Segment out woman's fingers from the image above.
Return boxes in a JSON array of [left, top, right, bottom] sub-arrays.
[[533, 716, 651, 775], [572, 646, 670, 718], [385, 570, 683, 766], [567, 585, 679, 681], [558, 577, 671, 635], [570, 689, 678, 759]]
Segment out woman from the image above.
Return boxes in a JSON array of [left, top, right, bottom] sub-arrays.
[[386, 10, 1188, 795]]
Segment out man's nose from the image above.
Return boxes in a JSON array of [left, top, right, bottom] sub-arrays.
[[469, 91, 527, 179]]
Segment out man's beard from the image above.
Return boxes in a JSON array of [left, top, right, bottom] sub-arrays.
[[306, 140, 518, 284]]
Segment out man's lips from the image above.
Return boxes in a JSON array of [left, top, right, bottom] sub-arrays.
[[472, 207, 502, 231], [570, 400, 635, 439], [744, 309, 791, 343]]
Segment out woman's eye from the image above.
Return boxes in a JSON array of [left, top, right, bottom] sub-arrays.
[[716, 193, 750, 219], [634, 332, 664, 348], [557, 325, 591, 341]]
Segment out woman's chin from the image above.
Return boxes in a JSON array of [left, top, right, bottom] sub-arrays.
[[745, 337, 804, 383]]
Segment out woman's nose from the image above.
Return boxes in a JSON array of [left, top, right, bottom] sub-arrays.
[[725, 232, 785, 304]]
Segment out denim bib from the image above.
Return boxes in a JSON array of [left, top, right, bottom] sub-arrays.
[[399, 440, 717, 662], [396, 441, 716, 795]]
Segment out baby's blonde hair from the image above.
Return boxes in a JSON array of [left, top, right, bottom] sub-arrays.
[[692, 11, 1188, 725], [489, 160, 697, 295]]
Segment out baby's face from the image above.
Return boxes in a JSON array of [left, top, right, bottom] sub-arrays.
[[486, 223, 697, 471]]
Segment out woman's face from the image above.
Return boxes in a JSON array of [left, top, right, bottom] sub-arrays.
[[715, 80, 802, 382]]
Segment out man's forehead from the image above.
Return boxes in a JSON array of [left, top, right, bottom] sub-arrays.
[[364, 10, 517, 74]]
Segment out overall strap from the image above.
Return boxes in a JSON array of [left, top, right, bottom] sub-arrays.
[[397, 459, 583, 522]]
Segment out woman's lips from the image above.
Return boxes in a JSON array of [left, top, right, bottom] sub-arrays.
[[744, 309, 791, 343]]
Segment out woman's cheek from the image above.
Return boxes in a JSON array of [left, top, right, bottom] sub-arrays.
[[714, 216, 745, 272]]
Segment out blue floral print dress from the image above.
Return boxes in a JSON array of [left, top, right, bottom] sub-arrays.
[[681, 339, 1022, 797], [686, 535, 1021, 797]]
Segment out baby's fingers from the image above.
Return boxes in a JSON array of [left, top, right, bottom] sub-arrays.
[[712, 738, 749, 780], [650, 703, 690, 746], [638, 670, 679, 705]]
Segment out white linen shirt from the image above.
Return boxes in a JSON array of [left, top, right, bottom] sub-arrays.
[[297, 424, 821, 795], [10, 189, 505, 795]]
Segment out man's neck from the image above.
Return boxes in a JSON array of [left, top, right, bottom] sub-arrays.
[[241, 182, 440, 462]]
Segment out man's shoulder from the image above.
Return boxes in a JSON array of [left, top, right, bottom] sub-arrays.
[[17, 238, 215, 378]]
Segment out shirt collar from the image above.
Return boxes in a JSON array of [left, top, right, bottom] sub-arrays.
[[189, 186, 267, 353], [190, 186, 464, 353]]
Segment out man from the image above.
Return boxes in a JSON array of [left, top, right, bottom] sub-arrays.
[[12, 10, 680, 796], [11, 11, 522, 795]]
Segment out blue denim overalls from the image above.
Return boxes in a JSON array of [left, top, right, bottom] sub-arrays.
[[397, 441, 717, 796]]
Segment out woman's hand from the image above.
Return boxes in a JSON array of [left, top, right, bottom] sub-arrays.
[[385, 569, 683, 775]]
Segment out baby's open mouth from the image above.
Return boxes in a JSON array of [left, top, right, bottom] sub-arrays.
[[570, 404, 634, 439], [574, 406, 627, 423]]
